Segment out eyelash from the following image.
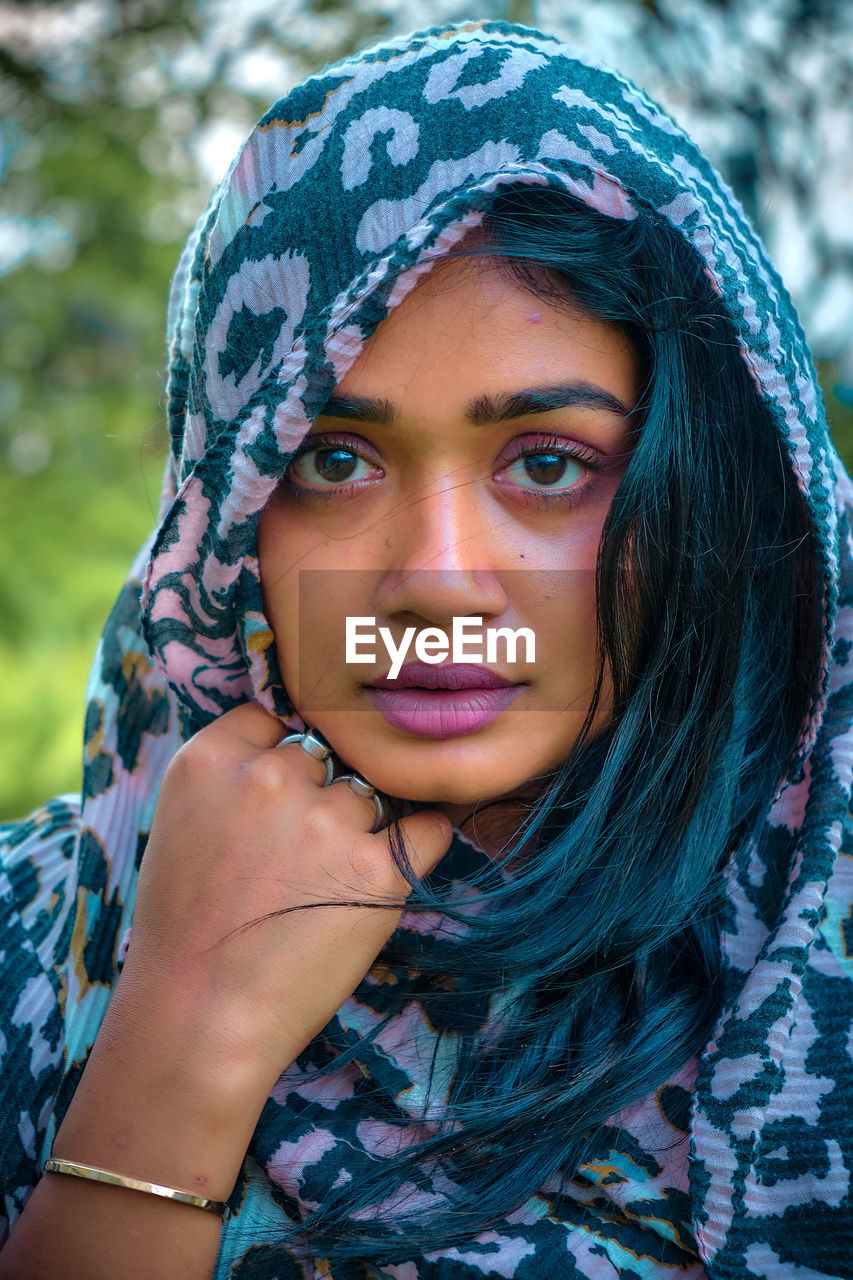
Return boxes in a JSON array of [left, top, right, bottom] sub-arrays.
[[278, 431, 605, 509]]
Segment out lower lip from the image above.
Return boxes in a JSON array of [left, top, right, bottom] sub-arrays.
[[365, 685, 524, 738]]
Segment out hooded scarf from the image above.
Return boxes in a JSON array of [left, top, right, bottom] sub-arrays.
[[1, 20, 852, 1280]]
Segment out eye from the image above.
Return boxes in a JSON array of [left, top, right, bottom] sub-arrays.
[[287, 437, 381, 489], [494, 433, 603, 505], [502, 448, 585, 492]]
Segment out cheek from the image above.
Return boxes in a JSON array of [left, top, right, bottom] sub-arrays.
[[532, 572, 600, 686], [262, 566, 370, 711], [513, 504, 609, 683], [258, 503, 379, 707]]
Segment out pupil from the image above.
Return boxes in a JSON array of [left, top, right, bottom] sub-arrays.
[[316, 448, 357, 482], [525, 453, 565, 486]]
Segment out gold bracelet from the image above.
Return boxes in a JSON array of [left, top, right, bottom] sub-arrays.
[[44, 1158, 229, 1218]]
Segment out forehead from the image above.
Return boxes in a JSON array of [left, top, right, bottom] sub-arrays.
[[334, 256, 641, 412]]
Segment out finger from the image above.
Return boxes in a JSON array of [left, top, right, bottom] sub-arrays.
[[202, 701, 292, 752], [272, 735, 335, 789], [388, 810, 454, 880], [325, 775, 387, 830]]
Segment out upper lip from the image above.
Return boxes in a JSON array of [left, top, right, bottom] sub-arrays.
[[366, 662, 519, 690]]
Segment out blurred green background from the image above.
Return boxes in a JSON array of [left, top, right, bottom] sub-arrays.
[[2, 0, 852, 820]]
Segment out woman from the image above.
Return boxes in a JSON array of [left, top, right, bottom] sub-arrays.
[[1, 19, 851, 1279]]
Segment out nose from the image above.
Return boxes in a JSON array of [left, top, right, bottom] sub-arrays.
[[376, 473, 507, 624]]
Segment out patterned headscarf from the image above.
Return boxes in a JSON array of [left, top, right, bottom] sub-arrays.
[[4, 19, 852, 1278]]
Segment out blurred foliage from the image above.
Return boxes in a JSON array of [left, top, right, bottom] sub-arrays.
[[0, 117, 174, 817], [1, 0, 852, 820], [0, 5, 191, 817]]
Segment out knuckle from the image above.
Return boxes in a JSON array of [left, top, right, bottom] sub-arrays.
[[241, 752, 287, 797], [167, 736, 229, 782], [302, 802, 343, 847]]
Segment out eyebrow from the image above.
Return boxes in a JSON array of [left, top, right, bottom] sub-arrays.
[[319, 381, 633, 426]]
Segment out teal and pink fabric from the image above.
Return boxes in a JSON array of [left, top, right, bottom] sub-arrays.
[[2, 20, 852, 1277]]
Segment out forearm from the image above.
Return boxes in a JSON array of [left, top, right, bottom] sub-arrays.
[[0, 974, 277, 1280], [0, 707, 451, 1277]]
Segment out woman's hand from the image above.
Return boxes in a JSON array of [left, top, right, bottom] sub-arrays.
[[123, 700, 454, 1080], [0, 703, 452, 1280]]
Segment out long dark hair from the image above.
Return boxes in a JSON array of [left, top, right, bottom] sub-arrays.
[[273, 185, 821, 1261]]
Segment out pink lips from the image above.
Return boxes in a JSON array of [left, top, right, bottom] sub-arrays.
[[365, 662, 525, 738]]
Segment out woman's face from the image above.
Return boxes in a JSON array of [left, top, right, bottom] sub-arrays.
[[258, 256, 640, 819]]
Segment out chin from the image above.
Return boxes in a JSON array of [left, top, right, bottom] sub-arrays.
[[293, 709, 546, 805], [361, 761, 530, 808]]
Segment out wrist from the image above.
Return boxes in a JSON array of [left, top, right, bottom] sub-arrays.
[[53, 966, 286, 1203]]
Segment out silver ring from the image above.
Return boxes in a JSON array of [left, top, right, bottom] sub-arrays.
[[331, 773, 389, 833], [277, 730, 335, 786]]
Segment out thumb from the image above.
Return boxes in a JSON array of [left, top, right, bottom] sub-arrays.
[[392, 809, 454, 880]]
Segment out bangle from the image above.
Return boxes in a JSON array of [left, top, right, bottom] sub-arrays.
[[44, 1157, 230, 1218]]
